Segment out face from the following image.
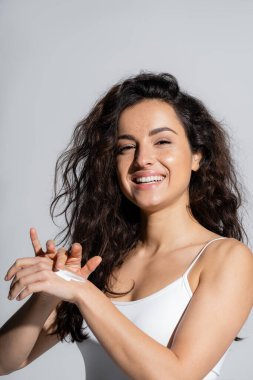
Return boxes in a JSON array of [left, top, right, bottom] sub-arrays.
[[116, 99, 202, 213]]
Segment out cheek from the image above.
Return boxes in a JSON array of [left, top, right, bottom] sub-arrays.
[[163, 150, 192, 181], [163, 150, 188, 167], [116, 158, 126, 180], [116, 158, 130, 191], [116, 154, 133, 176]]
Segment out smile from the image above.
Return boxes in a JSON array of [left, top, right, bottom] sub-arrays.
[[134, 175, 165, 184], [132, 176, 165, 190]]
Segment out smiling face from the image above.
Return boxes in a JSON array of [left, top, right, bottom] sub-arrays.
[[116, 99, 202, 213]]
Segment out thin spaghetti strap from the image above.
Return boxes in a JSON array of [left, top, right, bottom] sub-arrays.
[[183, 237, 228, 278]]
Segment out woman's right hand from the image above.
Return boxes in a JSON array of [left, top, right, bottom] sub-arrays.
[[4, 228, 101, 301], [5, 228, 57, 298]]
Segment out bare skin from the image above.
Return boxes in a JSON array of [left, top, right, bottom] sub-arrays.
[[107, 99, 221, 301], [106, 232, 222, 302], [1, 100, 253, 379], [0, 228, 101, 374]]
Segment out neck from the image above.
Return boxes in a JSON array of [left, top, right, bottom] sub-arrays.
[[138, 201, 205, 257]]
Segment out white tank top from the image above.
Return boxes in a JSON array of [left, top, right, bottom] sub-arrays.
[[77, 237, 232, 380]]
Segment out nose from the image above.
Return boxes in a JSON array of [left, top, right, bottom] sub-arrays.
[[133, 144, 155, 168]]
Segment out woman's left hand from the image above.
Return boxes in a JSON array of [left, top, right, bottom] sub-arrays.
[[7, 244, 102, 304]]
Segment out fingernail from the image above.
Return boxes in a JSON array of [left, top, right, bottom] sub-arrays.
[[8, 294, 11, 300], [4, 275, 8, 281]]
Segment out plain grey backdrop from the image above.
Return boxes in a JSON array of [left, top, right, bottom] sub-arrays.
[[0, 1, 253, 379]]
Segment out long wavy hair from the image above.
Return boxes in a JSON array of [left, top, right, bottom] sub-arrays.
[[49, 71, 247, 342]]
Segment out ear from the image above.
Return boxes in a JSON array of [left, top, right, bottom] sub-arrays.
[[191, 151, 202, 172]]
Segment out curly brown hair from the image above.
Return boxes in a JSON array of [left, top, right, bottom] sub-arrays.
[[50, 71, 247, 342]]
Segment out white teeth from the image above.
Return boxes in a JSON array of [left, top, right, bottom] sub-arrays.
[[135, 176, 164, 183]]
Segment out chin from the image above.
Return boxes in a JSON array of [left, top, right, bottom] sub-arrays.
[[133, 199, 167, 214]]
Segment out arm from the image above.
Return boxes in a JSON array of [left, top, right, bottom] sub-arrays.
[[0, 228, 102, 375], [8, 238, 253, 380], [74, 239, 253, 380], [0, 294, 59, 375], [0, 229, 60, 375]]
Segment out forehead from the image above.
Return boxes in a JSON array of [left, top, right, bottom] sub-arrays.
[[117, 99, 185, 135]]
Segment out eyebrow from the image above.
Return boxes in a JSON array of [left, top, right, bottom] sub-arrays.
[[117, 127, 178, 141]]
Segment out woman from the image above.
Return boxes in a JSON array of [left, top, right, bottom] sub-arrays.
[[0, 72, 253, 380]]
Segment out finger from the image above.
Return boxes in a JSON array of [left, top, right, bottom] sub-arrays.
[[5, 256, 50, 281], [8, 269, 51, 300], [63, 243, 83, 271], [70, 243, 82, 260], [30, 227, 44, 256], [45, 239, 57, 259], [46, 240, 56, 253], [9, 260, 53, 289], [5, 257, 38, 281], [16, 277, 59, 301], [16, 281, 45, 301], [80, 256, 102, 278], [54, 247, 68, 269]]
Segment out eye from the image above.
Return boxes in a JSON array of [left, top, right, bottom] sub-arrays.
[[156, 140, 171, 145], [117, 144, 136, 154]]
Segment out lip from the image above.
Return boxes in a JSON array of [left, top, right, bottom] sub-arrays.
[[131, 170, 166, 182], [130, 171, 166, 190], [132, 179, 165, 190]]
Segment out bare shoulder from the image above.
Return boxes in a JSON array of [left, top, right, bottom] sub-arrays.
[[200, 237, 253, 295], [202, 237, 252, 264], [170, 238, 253, 379]]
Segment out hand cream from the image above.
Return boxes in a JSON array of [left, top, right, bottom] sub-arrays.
[[55, 269, 86, 282]]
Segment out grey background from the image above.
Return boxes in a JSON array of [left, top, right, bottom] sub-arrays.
[[0, 0, 252, 379]]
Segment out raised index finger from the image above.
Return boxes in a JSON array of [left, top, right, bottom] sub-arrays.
[[30, 227, 44, 256]]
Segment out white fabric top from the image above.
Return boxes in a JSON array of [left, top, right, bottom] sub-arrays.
[[77, 237, 232, 379]]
